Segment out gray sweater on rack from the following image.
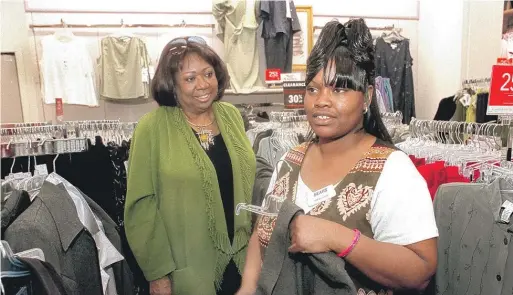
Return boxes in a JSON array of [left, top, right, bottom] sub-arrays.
[[256, 200, 357, 295]]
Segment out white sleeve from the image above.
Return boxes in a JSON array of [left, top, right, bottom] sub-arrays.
[[370, 151, 439, 245]]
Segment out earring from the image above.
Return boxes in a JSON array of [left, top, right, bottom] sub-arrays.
[[363, 105, 368, 114]]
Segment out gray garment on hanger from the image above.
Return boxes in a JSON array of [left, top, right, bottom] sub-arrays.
[[260, 0, 301, 39], [264, 20, 294, 72], [256, 199, 357, 295], [433, 179, 513, 295], [257, 137, 287, 168], [4, 181, 104, 295], [46, 174, 124, 295]]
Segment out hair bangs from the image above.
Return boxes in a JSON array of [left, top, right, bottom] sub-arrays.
[[323, 47, 368, 92]]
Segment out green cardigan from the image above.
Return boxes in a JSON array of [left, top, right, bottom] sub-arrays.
[[124, 102, 256, 294]]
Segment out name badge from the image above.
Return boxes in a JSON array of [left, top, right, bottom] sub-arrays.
[[307, 185, 336, 207]]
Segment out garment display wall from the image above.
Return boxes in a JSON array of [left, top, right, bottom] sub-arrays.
[[1, 1, 506, 124], [2, 0, 422, 124]]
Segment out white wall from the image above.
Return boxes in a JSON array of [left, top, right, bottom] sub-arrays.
[[417, 0, 466, 119], [1, 0, 42, 122], [0, 0, 504, 123], [461, 0, 503, 81], [3, 0, 421, 123], [416, 0, 503, 120]]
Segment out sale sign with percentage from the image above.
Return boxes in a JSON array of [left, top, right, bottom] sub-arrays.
[[265, 68, 281, 83], [488, 64, 513, 115], [283, 80, 306, 109]]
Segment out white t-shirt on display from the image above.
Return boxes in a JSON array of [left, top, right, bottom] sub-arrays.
[[40, 35, 98, 106], [264, 150, 439, 246]]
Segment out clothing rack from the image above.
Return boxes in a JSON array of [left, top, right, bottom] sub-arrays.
[[462, 77, 491, 86], [29, 18, 214, 29], [0, 121, 137, 158], [381, 111, 403, 120], [409, 118, 512, 149], [313, 23, 399, 31], [1, 125, 68, 138], [234, 103, 276, 109], [269, 111, 307, 123], [0, 122, 52, 129]]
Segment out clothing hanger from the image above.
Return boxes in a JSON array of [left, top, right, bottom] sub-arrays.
[[109, 19, 134, 40], [0, 241, 31, 277], [382, 28, 405, 43], [53, 18, 75, 42], [236, 160, 294, 217]]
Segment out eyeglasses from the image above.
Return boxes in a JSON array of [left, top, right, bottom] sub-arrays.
[[168, 36, 207, 55]]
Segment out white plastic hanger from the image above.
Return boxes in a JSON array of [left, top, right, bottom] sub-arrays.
[[53, 18, 75, 42]]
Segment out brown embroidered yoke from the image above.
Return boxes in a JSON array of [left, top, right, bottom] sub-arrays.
[[256, 138, 399, 294]]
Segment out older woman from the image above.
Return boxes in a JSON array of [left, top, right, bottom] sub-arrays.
[[124, 36, 256, 295], [238, 19, 438, 295]]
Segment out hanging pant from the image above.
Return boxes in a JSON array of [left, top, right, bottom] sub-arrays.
[[264, 20, 293, 73]]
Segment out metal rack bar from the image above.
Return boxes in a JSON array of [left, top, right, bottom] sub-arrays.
[[0, 138, 89, 158], [313, 24, 399, 31], [30, 19, 214, 29], [462, 77, 491, 85]]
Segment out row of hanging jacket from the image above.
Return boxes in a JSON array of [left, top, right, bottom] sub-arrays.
[[40, 30, 152, 106], [434, 79, 497, 123], [0, 121, 151, 295], [399, 119, 513, 295], [397, 118, 511, 201], [247, 111, 309, 168], [1, 172, 134, 295]]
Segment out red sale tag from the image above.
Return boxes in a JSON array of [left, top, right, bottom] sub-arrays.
[[55, 98, 64, 123], [265, 69, 281, 82], [497, 58, 513, 65], [488, 64, 513, 115]]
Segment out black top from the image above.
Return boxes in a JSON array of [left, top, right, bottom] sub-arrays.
[[194, 131, 241, 294], [476, 93, 498, 123], [199, 132, 235, 242], [433, 96, 457, 121], [375, 38, 415, 124]]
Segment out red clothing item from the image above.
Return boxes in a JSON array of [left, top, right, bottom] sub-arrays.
[[409, 155, 426, 167], [413, 159, 470, 200]]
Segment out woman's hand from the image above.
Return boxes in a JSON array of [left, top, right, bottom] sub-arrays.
[[150, 276, 172, 295], [288, 215, 339, 254], [235, 288, 256, 295]]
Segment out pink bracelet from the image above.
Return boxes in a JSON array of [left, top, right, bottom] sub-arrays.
[[337, 229, 361, 258]]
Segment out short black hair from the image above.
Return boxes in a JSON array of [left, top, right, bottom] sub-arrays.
[[306, 19, 392, 143], [151, 40, 230, 107]]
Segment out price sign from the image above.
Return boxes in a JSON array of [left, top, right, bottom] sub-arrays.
[[265, 68, 281, 84], [55, 98, 64, 123], [283, 80, 305, 109], [488, 64, 513, 115]]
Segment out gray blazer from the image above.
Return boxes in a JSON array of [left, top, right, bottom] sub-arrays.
[[257, 200, 357, 295], [4, 181, 134, 295], [82, 185, 135, 295]]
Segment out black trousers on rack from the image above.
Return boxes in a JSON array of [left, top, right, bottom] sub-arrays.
[[264, 20, 294, 73]]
